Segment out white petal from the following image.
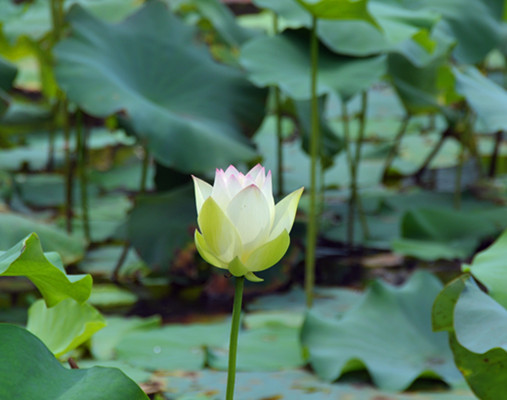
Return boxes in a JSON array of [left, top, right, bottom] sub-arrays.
[[192, 176, 212, 214], [224, 165, 240, 179], [261, 171, 275, 227], [246, 164, 264, 183], [269, 187, 304, 240], [211, 168, 231, 208], [225, 174, 244, 199], [226, 185, 271, 252]]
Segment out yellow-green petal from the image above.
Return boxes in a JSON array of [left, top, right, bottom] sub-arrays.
[[198, 197, 241, 263], [270, 187, 304, 240], [245, 230, 290, 272], [245, 272, 263, 282], [194, 230, 228, 270], [192, 176, 212, 214], [229, 257, 249, 277]]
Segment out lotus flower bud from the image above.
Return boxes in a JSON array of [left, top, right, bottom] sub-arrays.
[[192, 165, 303, 282]]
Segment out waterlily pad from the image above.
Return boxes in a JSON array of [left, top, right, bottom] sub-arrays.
[[115, 322, 229, 371], [454, 66, 507, 133], [127, 185, 195, 273], [0, 213, 85, 264], [0, 324, 149, 400], [55, 1, 265, 173], [78, 245, 148, 278], [393, 207, 499, 261], [208, 324, 305, 371], [301, 270, 462, 391], [0, 233, 91, 307], [90, 315, 162, 361], [241, 29, 386, 101], [88, 284, 138, 309], [26, 298, 105, 357]]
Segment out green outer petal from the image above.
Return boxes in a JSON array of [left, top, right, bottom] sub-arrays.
[[245, 272, 263, 282], [192, 176, 212, 214], [198, 197, 242, 263], [270, 187, 304, 240], [194, 231, 228, 270], [229, 257, 249, 277], [245, 230, 290, 272]]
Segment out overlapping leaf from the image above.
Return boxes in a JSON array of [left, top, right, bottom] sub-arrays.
[[0, 233, 91, 307], [302, 271, 462, 391], [26, 298, 106, 357], [55, 1, 265, 172], [0, 324, 149, 400]]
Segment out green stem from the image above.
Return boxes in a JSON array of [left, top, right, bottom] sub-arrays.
[[76, 110, 90, 242], [272, 14, 284, 197], [382, 115, 411, 182], [454, 143, 465, 210], [341, 101, 355, 246], [355, 91, 369, 240], [225, 276, 244, 400], [305, 16, 319, 308], [61, 97, 73, 233], [140, 145, 150, 194]]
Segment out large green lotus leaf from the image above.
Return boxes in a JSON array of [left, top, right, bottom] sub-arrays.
[[392, 208, 498, 261], [418, 0, 504, 64], [387, 48, 455, 115], [0, 233, 91, 307], [240, 29, 386, 101], [163, 369, 475, 399], [55, 2, 265, 173], [127, 185, 195, 273], [464, 229, 507, 309], [115, 322, 230, 371], [0, 213, 85, 264], [0, 0, 142, 42], [254, 0, 439, 61], [296, 96, 343, 168], [170, 0, 256, 47], [301, 270, 462, 391], [26, 298, 105, 357], [0, 324, 149, 400], [433, 276, 507, 400], [453, 66, 507, 133], [208, 324, 305, 371], [90, 315, 161, 361], [294, 0, 377, 25]]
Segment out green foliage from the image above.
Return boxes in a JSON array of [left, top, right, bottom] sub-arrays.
[[54, 1, 266, 173], [302, 271, 461, 390], [240, 29, 387, 101], [26, 298, 106, 357], [0, 324, 149, 400], [0, 233, 91, 307]]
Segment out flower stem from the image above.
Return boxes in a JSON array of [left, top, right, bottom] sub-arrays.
[[226, 276, 244, 400], [305, 15, 319, 308]]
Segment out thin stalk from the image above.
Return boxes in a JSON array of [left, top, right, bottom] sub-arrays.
[[62, 97, 73, 233], [76, 110, 90, 242], [488, 130, 502, 178], [382, 115, 411, 182], [454, 143, 465, 210], [304, 16, 319, 308], [112, 145, 150, 282], [273, 14, 284, 197], [225, 276, 244, 400], [413, 130, 447, 184], [354, 91, 370, 240], [342, 101, 355, 246]]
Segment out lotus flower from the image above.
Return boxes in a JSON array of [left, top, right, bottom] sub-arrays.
[[192, 165, 303, 282]]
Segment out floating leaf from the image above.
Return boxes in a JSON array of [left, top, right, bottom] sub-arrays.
[[55, 1, 265, 173], [0, 324, 149, 400], [241, 29, 386, 101], [302, 271, 462, 391], [0, 233, 91, 307], [0, 213, 85, 265], [26, 298, 106, 357], [464, 229, 507, 309]]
